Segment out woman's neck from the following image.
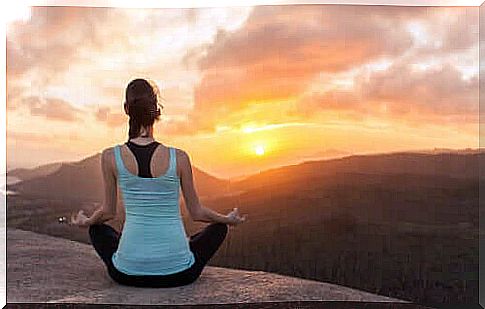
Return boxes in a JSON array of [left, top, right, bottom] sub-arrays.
[[130, 136, 155, 141], [128, 136, 156, 146]]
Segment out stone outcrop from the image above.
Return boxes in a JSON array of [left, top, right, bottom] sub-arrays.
[[7, 228, 406, 305]]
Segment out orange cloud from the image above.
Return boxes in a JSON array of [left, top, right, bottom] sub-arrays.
[[180, 5, 465, 135], [176, 5, 478, 135]]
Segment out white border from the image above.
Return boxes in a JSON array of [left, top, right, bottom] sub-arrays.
[[3, 0, 485, 8], [0, 3, 5, 307], [2, 0, 483, 308]]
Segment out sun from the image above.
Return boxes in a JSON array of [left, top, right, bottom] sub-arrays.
[[254, 145, 265, 156]]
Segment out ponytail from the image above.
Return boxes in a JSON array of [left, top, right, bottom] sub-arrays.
[[128, 117, 143, 139]]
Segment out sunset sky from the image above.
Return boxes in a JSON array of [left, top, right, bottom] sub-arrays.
[[6, 4, 479, 179]]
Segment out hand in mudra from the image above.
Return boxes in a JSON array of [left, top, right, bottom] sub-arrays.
[[226, 207, 246, 226], [70, 210, 90, 227]]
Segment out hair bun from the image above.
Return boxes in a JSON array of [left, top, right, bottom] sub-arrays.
[[127, 97, 160, 117]]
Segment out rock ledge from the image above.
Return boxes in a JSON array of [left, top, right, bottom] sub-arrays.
[[7, 228, 406, 305]]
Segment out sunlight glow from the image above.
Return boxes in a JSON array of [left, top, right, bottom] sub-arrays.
[[242, 122, 316, 134], [254, 145, 265, 156]]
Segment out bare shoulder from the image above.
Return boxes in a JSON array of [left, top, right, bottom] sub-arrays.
[[101, 146, 116, 159], [172, 147, 192, 177], [100, 146, 117, 170], [173, 147, 190, 163]]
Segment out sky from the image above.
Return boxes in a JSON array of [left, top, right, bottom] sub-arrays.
[[6, 4, 480, 179]]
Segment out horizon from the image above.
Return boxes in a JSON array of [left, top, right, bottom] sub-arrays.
[[6, 146, 482, 181], [6, 5, 479, 179]]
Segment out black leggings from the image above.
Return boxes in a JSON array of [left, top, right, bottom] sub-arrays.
[[88, 222, 228, 288]]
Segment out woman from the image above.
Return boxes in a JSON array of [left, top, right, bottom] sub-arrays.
[[70, 78, 246, 288]]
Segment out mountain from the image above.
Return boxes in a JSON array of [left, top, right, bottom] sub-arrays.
[[7, 162, 63, 181], [188, 150, 479, 305], [188, 151, 482, 231], [8, 149, 481, 204], [229, 150, 482, 193], [7, 152, 230, 202]]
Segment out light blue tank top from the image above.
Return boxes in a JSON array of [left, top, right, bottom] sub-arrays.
[[111, 144, 195, 275]]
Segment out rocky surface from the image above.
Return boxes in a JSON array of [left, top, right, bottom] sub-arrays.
[[7, 228, 407, 305]]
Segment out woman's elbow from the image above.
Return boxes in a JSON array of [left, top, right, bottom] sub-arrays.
[[103, 209, 116, 220], [189, 206, 204, 222]]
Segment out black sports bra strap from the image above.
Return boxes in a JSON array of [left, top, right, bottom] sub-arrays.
[[125, 141, 160, 178]]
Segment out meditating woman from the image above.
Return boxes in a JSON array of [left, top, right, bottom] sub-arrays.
[[70, 78, 246, 287]]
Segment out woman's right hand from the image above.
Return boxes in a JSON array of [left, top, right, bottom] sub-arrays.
[[70, 210, 90, 227], [226, 207, 247, 226]]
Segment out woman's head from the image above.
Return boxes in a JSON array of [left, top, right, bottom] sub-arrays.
[[124, 78, 163, 139]]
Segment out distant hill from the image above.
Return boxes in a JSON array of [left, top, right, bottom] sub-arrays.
[[7, 152, 230, 202], [230, 150, 483, 193], [191, 150, 482, 231], [188, 150, 480, 305], [8, 149, 482, 203], [7, 162, 63, 181]]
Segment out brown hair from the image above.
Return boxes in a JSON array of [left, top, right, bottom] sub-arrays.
[[124, 78, 163, 139]]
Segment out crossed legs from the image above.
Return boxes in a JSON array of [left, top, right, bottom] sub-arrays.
[[88, 222, 228, 287]]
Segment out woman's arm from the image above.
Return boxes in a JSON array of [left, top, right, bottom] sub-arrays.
[[84, 148, 118, 225], [191, 204, 232, 224], [84, 205, 115, 225], [177, 149, 245, 225]]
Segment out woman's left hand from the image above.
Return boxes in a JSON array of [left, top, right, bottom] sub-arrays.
[[70, 210, 90, 227]]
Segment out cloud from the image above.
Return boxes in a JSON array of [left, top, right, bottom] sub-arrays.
[[6, 6, 254, 135], [6, 6, 138, 121], [180, 5, 469, 134], [175, 5, 478, 135], [6, 5, 479, 137], [95, 106, 127, 128], [295, 89, 364, 116], [362, 62, 478, 116], [21, 96, 84, 122], [7, 7, 121, 80], [203, 6, 412, 84], [294, 60, 478, 127], [412, 8, 478, 57], [8, 130, 82, 144]]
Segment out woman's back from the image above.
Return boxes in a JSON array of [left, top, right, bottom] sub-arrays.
[[111, 141, 195, 275], [77, 78, 243, 287]]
